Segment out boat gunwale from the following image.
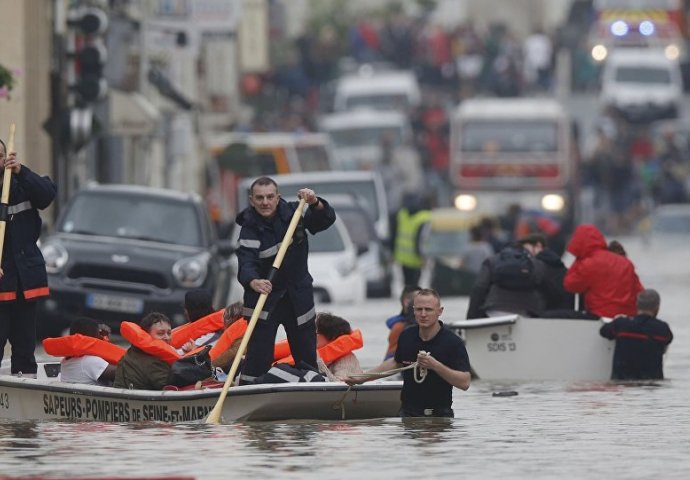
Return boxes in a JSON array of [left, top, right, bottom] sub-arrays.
[[0, 376, 403, 402]]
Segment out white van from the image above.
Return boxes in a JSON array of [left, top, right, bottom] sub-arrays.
[[449, 97, 577, 220], [333, 69, 421, 113], [208, 132, 338, 175], [600, 48, 683, 122], [318, 109, 424, 210]]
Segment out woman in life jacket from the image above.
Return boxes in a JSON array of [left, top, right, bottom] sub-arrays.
[[114, 312, 178, 390], [44, 317, 120, 386], [315, 313, 363, 380], [209, 302, 247, 372]]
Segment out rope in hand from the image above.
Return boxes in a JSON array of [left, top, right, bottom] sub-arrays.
[[329, 352, 430, 420]]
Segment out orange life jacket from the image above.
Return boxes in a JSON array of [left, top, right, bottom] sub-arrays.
[[119, 321, 180, 365], [275, 329, 364, 366], [208, 319, 248, 362], [170, 309, 225, 348], [42, 334, 127, 365]]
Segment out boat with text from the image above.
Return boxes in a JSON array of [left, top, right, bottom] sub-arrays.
[[0, 364, 402, 423], [446, 315, 615, 381]]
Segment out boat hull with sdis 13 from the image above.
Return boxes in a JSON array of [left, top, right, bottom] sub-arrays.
[[0, 364, 403, 423], [446, 315, 615, 381]]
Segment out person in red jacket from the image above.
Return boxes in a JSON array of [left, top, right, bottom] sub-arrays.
[[564, 224, 643, 318]]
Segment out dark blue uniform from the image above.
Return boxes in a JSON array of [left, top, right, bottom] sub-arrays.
[[0, 166, 57, 374], [236, 197, 335, 383], [600, 314, 673, 380], [395, 322, 470, 417]]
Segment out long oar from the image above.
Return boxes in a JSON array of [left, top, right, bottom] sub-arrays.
[[205, 198, 307, 424], [0, 123, 16, 266]]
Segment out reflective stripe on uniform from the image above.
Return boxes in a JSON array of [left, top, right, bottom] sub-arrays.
[[268, 367, 301, 383], [24, 287, 50, 299], [296, 306, 316, 326], [239, 239, 261, 249], [259, 243, 281, 259], [8, 201, 32, 215], [243, 306, 269, 320]]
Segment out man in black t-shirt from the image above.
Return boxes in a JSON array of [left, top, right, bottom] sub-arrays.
[[346, 288, 471, 417]]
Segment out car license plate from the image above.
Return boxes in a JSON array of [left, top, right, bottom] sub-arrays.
[[86, 293, 144, 314]]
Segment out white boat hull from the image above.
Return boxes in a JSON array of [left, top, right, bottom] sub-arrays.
[[447, 315, 615, 381], [0, 368, 402, 423]]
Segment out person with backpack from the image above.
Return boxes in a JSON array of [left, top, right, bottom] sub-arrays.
[[518, 233, 574, 312], [466, 242, 557, 319]]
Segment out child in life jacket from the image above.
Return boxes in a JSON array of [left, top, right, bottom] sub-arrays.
[[315, 313, 363, 381], [56, 317, 119, 386]]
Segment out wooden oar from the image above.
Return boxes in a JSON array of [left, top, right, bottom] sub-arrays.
[[0, 123, 16, 266], [205, 198, 307, 424]]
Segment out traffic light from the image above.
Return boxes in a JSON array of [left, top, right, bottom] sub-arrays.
[[67, 6, 108, 105]]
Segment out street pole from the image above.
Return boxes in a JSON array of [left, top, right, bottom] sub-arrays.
[[51, 0, 67, 221]]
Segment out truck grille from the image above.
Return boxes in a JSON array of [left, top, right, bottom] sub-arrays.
[[67, 264, 170, 289]]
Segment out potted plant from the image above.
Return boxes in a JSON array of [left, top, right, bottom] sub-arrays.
[[0, 64, 16, 100]]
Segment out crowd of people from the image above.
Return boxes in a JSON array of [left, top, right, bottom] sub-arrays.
[[583, 107, 690, 235]]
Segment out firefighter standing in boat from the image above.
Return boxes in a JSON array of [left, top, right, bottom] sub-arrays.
[[235, 176, 335, 384], [0, 140, 57, 376]]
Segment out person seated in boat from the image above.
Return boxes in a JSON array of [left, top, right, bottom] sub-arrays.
[[315, 312, 363, 380], [384, 285, 421, 360], [97, 323, 112, 342], [345, 288, 471, 418], [173, 288, 217, 354], [564, 224, 643, 318], [58, 317, 118, 386], [210, 301, 246, 373], [113, 312, 175, 390], [466, 241, 560, 319], [518, 233, 575, 312], [599, 289, 673, 380]]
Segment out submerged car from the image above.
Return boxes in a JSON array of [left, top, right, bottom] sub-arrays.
[[37, 184, 233, 337]]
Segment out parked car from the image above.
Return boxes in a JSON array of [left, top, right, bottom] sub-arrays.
[[37, 184, 233, 337], [227, 215, 366, 305], [328, 194, 393, 298]]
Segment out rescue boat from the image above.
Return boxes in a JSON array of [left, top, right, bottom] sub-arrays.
[[446, 315, 615, 381], [0, 363, 402, 423]]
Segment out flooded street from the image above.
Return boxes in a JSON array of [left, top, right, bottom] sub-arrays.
[[1, 235, 689, 479]]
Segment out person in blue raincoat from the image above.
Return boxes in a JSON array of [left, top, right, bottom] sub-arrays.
[[235, 176, 336, 384]]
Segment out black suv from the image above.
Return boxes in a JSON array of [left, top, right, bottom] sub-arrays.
[[37, 184, 233, 337]]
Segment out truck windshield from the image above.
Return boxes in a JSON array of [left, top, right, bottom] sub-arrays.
[[60, 192, 203, 247], [615, 67, 672, 84], [461, 121, 559, 153], [345, 94, 409, 111]]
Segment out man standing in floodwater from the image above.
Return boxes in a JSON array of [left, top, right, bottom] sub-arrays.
[[600, 289, 673, 380]]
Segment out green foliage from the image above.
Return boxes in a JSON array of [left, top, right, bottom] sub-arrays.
[[0, 63, 15, 99]]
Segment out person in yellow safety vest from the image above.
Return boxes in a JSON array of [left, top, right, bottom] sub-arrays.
[[393, 195, 431, 287]]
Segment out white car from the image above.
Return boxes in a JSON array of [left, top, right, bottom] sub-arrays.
[[333, 68, 421, 113], [306, 216, 367, 304], [227, 216, 366, 305], [600, 48, 683, 122]]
